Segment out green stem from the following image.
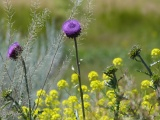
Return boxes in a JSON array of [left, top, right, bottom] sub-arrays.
[[74, 37, 85, 120], [137, 54, 153, 77], [113, 73, 119, 91], [113, 73, 120, 120], [21, 56, 32, 120]]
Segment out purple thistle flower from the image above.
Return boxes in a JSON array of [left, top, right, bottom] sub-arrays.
[[7, 42, 23, 60], [62, 19, 81, 38]]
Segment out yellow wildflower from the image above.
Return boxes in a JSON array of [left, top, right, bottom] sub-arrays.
[[90, 80, 104, 91], [49, 90, 58, 98], [81, 85, 89, 92], [36, 89, 46, 97], [143, 95, 151, 101], [71, 73, 78, 83], [45, 95, 53, 106], [112, 57, 123, 66], [141, 80, 151, 89], [84, 102, 91, 109], [57, 79, 68, 89], [151, 48, 160, 57], [119, 100, 130, 113], [100, 116, 110, 120], [35, 98, 43, 106], [88, 71, 98, 81], [83, 94, 90, 100], [141, 101, 151, 110], [106, 90, 115, 99], [51, 113, 61, 120], [68, 96, 78, 103], [97, 98, 105, 106], [22, 106, 29, 115], [78, 85, 89, 92], [64, 108, 74, 116]]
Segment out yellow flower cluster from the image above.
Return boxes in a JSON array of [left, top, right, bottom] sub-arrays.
[[151, 48, 160, 57], [112, 57, 123, 66], [141, 80, 151, 89], [57, 79, 68, 89], [36, 89, 46, 97], [71, 73, 78, 83], [90, 80, 104, 92], [88, 71, 98, 81], [21, 69, 160, 120]]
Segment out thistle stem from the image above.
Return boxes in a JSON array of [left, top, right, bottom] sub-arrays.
[[21, 56, 32, 120], [113, 73, 120, 120], [137, 54, 153, 77], [74, 37, 85, 120]]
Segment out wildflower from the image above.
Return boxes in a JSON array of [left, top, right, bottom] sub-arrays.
[[151, 48, 160, 57], [129, 45, 141, 60], [49, 90, 58, 98], [107, 98, 116, 107], [88, 71, 98, 81], [35, 98, 43, 106], [78, 85, 89, 92], [143, 95, 151, 101], [141, 80, 151, 89], [100, 116, 110, 120], [36, 89, 46, 97], [57, 79, 68, 89], [64, 108, 74, 116], [90, 80, 104, 92], [71, 73, 78, 83], [51, 113, 61, 120], [83, 94, 90, 100], [22, 106, 29, 115], [141, 101, 151, 110], [119, 100, 130, 113], [84, 102, 90, 109], [68, 96, 78, 103], [45, 96, 53, 106], [106, 90, 115, 99], [62, 19, 81, 38], [97, 98, 105, 106], [112, 57, 123, 66], [33, 108, 40, 117], [7, 42, 23, 60]]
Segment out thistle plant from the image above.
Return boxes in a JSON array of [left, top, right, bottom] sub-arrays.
[[62, 19, 85, 119], [7, 41, 33, 119], [103, 65, 122, 120]]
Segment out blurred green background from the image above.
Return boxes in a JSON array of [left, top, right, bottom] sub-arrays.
[[1, 0, 160, 85]]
